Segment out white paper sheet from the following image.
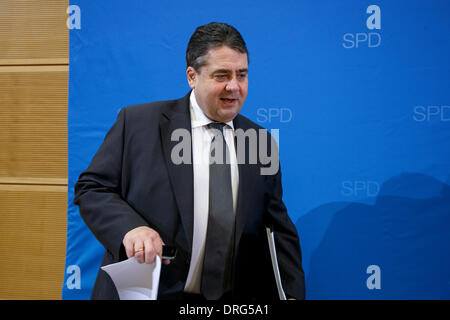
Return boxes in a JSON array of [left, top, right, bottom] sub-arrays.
[[266, 226, 287, 300], [101, 256, 161, 300]]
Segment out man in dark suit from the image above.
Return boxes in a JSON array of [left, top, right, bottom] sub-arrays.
[[74, 22, 305, 300]]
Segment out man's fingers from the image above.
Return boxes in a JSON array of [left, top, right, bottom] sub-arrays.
[[124, 240, 134, 259], [144, 238, 164, 264], [122, 226, 166, 264], [134, 242, 145, 264], [156, 237, 164, 259], [144, 239, 155, 264]]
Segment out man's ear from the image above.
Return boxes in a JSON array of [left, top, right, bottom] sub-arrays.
[[186, 66, 197, 89]]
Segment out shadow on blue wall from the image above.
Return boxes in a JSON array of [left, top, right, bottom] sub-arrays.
[[295, 172, 450, 299]]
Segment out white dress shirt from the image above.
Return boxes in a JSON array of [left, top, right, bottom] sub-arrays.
[[184, 90, 239, 293]]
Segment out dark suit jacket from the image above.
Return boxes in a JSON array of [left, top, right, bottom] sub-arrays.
[[74, 91, 305, 300]]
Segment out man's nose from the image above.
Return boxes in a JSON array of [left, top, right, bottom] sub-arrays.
[[225, 77, 239, 92]]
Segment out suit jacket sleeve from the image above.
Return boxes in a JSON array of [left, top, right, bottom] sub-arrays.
[[265, 161, 306, 300], [74, 108, 149, 260]]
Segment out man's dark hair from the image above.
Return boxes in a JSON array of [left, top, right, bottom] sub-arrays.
[[186, 22, 249, 72]]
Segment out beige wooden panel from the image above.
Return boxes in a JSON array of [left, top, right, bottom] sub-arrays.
[[0, 70, 68, 179], [0, 177, 67, 185], [0, 0, 69, 302], [0, 0, 68, 61], [0, 186, 67, 299]]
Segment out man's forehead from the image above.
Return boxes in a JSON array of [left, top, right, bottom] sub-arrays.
[[203, 46, 248, 68]]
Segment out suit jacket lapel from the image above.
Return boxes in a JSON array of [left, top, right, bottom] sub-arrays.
[[159, 93, 194, 253], [232, 115, 257, 254]]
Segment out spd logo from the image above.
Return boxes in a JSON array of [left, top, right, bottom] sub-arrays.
[[343, 5, 381, 49]]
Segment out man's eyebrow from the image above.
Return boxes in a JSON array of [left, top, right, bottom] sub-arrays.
[[212, 68, 248, 74], [212, 69, 231, 74]]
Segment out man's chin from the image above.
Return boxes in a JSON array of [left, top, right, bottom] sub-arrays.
[[216, 109, 240, 123]]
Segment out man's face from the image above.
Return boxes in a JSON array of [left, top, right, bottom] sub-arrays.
[[187, 46, 248, 123]]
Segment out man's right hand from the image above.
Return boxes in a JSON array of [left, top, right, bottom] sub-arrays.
[[122, 226, 170, 265]]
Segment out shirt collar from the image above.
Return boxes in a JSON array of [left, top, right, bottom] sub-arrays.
[[190, 90, 234, 130]]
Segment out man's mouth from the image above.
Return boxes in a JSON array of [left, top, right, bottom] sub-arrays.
[[220, 98, 238, 103]]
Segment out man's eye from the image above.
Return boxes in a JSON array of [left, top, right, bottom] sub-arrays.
[[215, 74, 227, 80], [238, 73, 247, 80]]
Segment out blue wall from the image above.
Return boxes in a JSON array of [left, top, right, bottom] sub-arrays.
[[64, 0, 450, 299]]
